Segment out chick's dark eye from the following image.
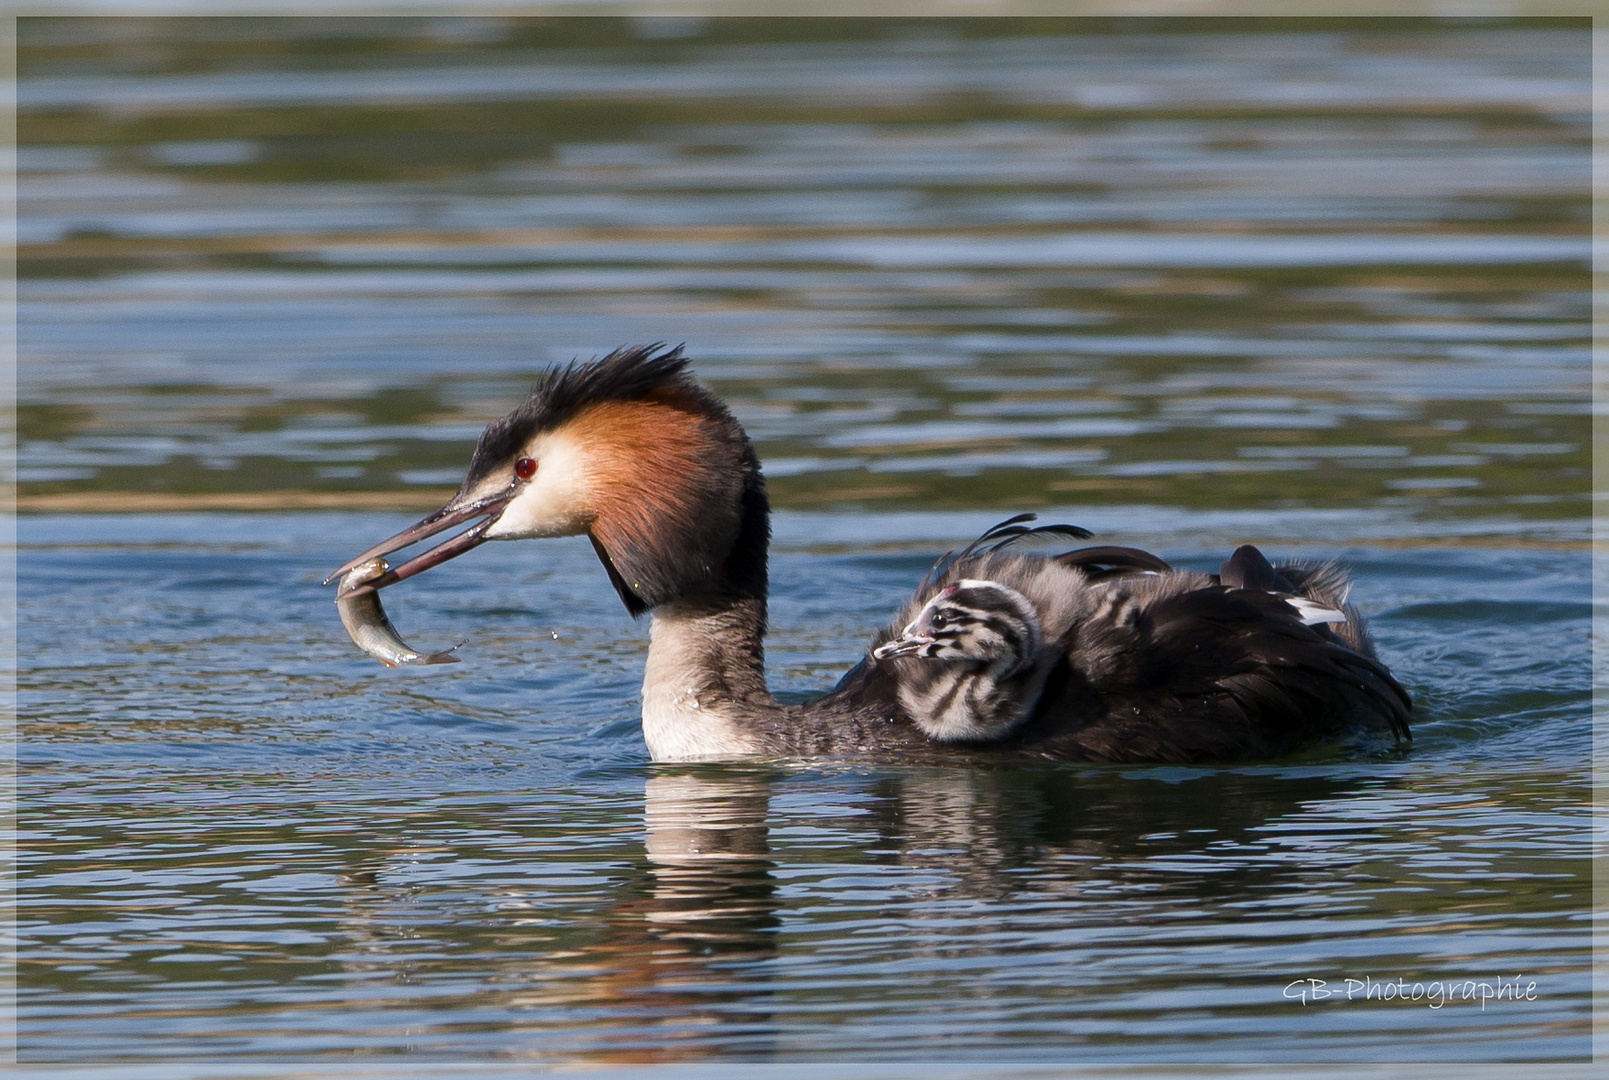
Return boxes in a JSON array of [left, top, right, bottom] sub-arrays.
[[514, 457, 538, 481], [930, 613, 948, 630]]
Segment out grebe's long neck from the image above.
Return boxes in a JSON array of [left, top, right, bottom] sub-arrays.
[[637, 452, 779, 761], [643, 595, 773, 760]]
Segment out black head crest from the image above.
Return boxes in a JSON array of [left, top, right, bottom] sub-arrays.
[[917, 514, 1096, 594], [460, 343, 692, 493]]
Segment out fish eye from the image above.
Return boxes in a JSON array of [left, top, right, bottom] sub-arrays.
[[515, 457, 538, 481]]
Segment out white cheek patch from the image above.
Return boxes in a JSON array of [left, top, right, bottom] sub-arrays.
[[483, 434, 594, 540]]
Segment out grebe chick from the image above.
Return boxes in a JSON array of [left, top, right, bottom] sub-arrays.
[[325, 345, 1412, 763], [873, 579, 1050, 742]]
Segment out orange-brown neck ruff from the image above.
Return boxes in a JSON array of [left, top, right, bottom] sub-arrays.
[[566, 388, 756, 614]]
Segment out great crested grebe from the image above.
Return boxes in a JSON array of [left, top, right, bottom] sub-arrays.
[[327, 345, 1411, 762]]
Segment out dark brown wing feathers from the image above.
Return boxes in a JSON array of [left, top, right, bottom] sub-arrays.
[[1019, 583, 1411, 761], [1056, 545, 1175, 580]]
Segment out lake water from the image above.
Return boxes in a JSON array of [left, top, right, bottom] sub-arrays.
[[14, 16, 1594, 1070]]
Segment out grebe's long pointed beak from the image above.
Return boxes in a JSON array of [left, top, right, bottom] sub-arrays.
[[322, 487, 517, 594]]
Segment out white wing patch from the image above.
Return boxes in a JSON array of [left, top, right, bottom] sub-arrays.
[[1283, 596, 1348, 626]]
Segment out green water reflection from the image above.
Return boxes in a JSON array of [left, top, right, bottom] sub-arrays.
[[17, 16, 1590, 520]]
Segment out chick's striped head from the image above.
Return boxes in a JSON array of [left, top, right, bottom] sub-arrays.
[[873, 579, 1043, 673]]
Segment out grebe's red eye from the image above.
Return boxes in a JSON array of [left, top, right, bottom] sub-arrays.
[[514, 457, 537, 481]]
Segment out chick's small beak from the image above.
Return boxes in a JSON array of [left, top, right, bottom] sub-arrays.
[[323, 487, 517, 595], [873, 634, 932, 661]]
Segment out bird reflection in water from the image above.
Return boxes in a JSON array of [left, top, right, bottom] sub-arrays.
[[320, 776, 783, 1064], [318, 766, 1384, 1062], [549, 769, 785, 1063], [524, 769, 781, 1062], [641, 770, 780, 953]]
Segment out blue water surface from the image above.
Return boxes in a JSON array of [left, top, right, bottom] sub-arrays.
[[15, 16, 1592, 1069], [18, 508, 1592, 1063]]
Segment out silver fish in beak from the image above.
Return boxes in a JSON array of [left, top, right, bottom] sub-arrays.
[[336, 558, 463, 668]]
